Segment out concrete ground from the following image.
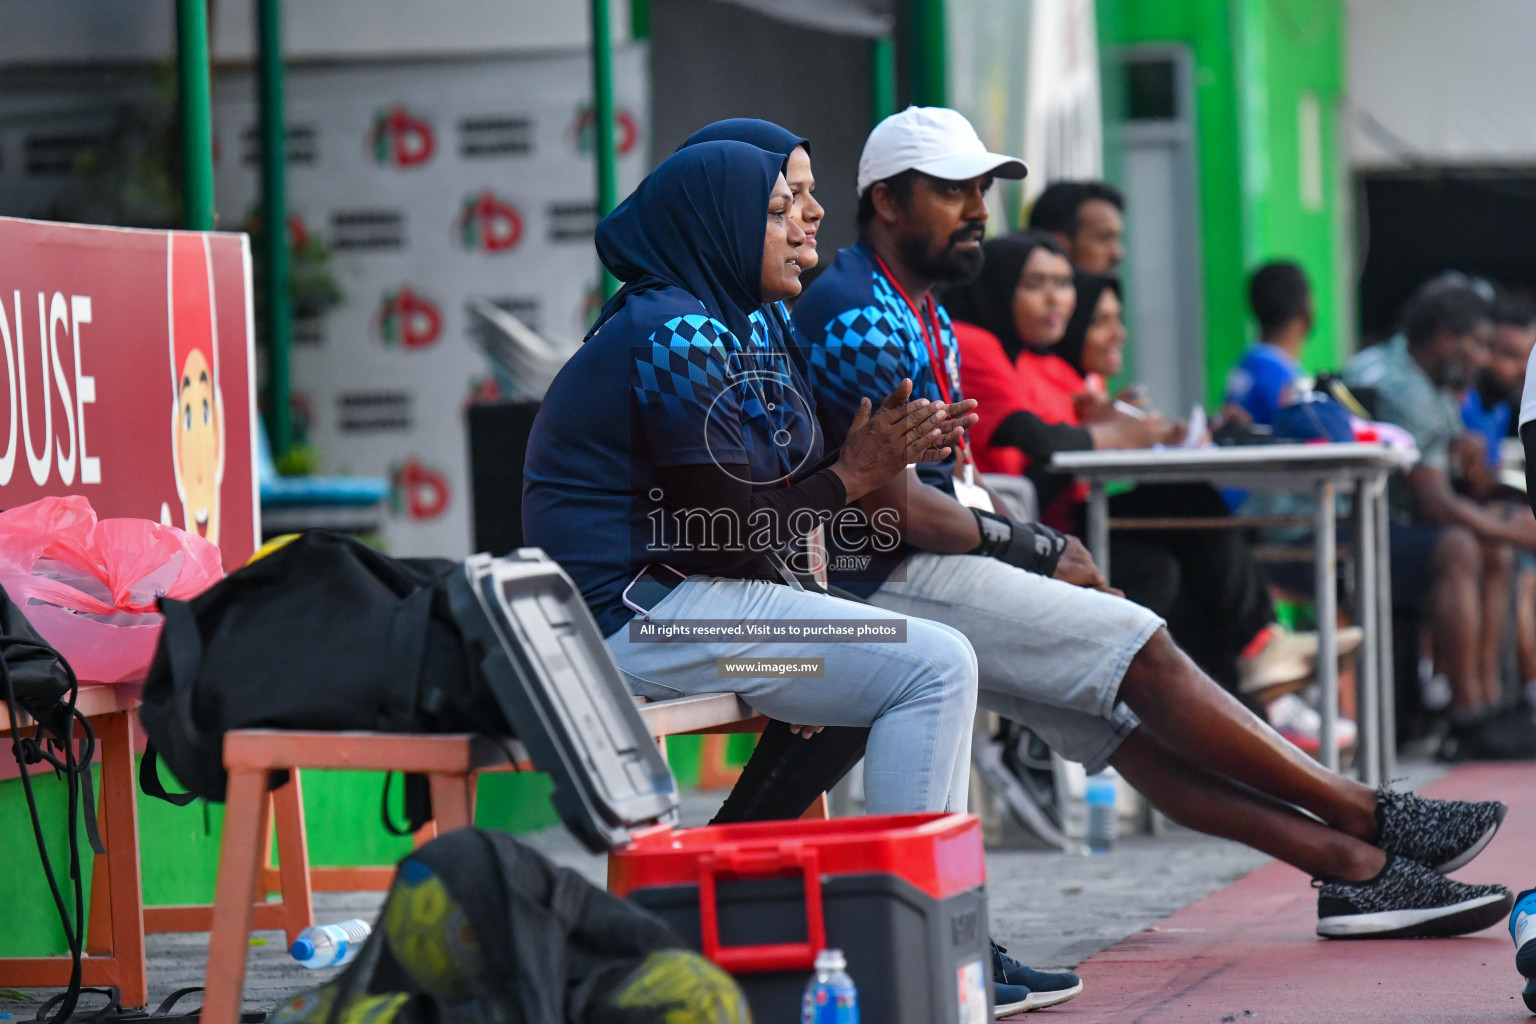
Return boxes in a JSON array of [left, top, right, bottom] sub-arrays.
[[0, 760, 1457, 1020]]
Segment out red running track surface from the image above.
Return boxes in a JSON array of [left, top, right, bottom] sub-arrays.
[[1043, 764, 1533, 1023]]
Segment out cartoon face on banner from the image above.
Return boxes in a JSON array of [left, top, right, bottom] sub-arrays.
[[167, 233, 225, 544]]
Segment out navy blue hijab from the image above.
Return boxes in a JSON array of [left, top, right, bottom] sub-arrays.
[[680, 118, 809, 162], [677, 120, 810, 356], [588, 139, 785, 349]]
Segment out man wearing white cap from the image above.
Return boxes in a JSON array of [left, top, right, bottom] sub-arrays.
[[792, 108, 1515, 1005]]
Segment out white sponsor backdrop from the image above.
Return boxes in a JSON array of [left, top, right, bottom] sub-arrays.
[[212, 47, 649, 557]]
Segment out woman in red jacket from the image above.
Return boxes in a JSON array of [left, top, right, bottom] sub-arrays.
[[946, 231, 1166, 526]]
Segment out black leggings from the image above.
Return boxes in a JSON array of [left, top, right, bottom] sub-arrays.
[[1074, 483, 1276, 693]]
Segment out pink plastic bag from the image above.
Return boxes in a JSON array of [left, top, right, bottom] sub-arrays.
[[0, 496, 225, 684]]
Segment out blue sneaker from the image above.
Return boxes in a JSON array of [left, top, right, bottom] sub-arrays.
[[991, 941, 1083, 1014], [992, 980, 1033, 1019], [1511, 888, 1536, 1012]]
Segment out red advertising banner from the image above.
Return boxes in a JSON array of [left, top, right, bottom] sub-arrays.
[[0, 217, 258, 571]]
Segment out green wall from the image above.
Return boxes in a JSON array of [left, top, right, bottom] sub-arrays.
[[2, 735, 735, 955], [1098, 0, 1349, 406]]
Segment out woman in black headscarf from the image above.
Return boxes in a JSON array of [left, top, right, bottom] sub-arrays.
[[945, 233, 1168, 518]]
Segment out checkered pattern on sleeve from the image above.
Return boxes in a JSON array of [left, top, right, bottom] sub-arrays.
[[632, 314, 734, 423], [808, 272, 947, 445]]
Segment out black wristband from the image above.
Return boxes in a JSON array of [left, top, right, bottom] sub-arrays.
[[970, 508, 1069, 577]]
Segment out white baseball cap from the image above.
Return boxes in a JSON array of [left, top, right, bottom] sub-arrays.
[[856, 106, 1028, 195]]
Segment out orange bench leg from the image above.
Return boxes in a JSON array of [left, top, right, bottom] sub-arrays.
[[86, 796, 112, 956], [695, 734, 742, 790], [427, 773, 475, 832], [93, 710, 147, 1007], [202, 768, 270, 1024], [270, 771, 315, 946]]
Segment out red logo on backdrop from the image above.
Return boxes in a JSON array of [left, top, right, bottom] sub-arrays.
[[572, 105, 640, 157], [286, 214, 311, 250], [370, 106, 435, 167], [391, 458, 449, 520], [0, 217, 257, 571], [375, 287, 442, 349], [456, 191, 524, 253], [464, 375, 502, 408]]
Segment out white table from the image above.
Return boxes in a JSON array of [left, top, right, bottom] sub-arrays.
[[1051, 443, 1412, 783]]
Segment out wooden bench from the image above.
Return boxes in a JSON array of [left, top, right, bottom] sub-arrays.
[[0, 683, 768, 1017], [282, 693, 771, 895], [199, 691, 774, 1024]]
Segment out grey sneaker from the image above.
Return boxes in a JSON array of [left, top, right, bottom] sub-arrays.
[[1316, 855, 1512, 939], [1373, 786, 1507, 873]]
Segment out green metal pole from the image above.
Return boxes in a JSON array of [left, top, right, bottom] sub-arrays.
[[871, 35, 897, 124], [907, 0, 947, 107], [257, 0, 292, 460], [590, 0, 620, 298], [176, 0, 216, 230]]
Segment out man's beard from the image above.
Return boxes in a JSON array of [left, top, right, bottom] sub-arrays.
[[899, 221, 986, 285], [1475, 367, 1515, 407]]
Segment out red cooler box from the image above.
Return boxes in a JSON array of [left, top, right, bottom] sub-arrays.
[[610, 813, 993, 1024]]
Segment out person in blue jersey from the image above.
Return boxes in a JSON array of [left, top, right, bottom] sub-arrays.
[[523, 139, 981, 817], [794, 106, 1512, 945], [1224, 261, 1314, 427]]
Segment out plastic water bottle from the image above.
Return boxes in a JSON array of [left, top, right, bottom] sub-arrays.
[[290, 919, 371, 969], [801, 948, 860, 1024], [1085, 772, 1118, 853]]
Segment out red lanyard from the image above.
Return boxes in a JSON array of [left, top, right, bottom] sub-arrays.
[[872, 253, 969, 461], [872, 253, 953, 404]]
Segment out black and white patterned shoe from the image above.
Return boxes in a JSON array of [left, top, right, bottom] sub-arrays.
[[1316, 855, 1512, 939], [1373, 786, 1507, 873]]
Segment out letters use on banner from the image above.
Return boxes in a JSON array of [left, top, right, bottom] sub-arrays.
[[0, 217, 259, 571]]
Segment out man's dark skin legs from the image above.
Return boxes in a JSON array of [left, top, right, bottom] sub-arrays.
[[1480, 539, 1514, 710], [1112, 729, 1385, 881], [858, 169, 1385, 883], [1113, 631, 1384, 881], [1432, 527, 1490, 716]]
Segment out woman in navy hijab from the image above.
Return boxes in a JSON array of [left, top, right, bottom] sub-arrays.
[[679, 120, 825, 354], [524, 139, 980, 815]]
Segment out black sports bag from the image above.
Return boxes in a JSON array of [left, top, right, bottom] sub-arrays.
[[137, 531, 493, 814], [137, 531, 678, 851]]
